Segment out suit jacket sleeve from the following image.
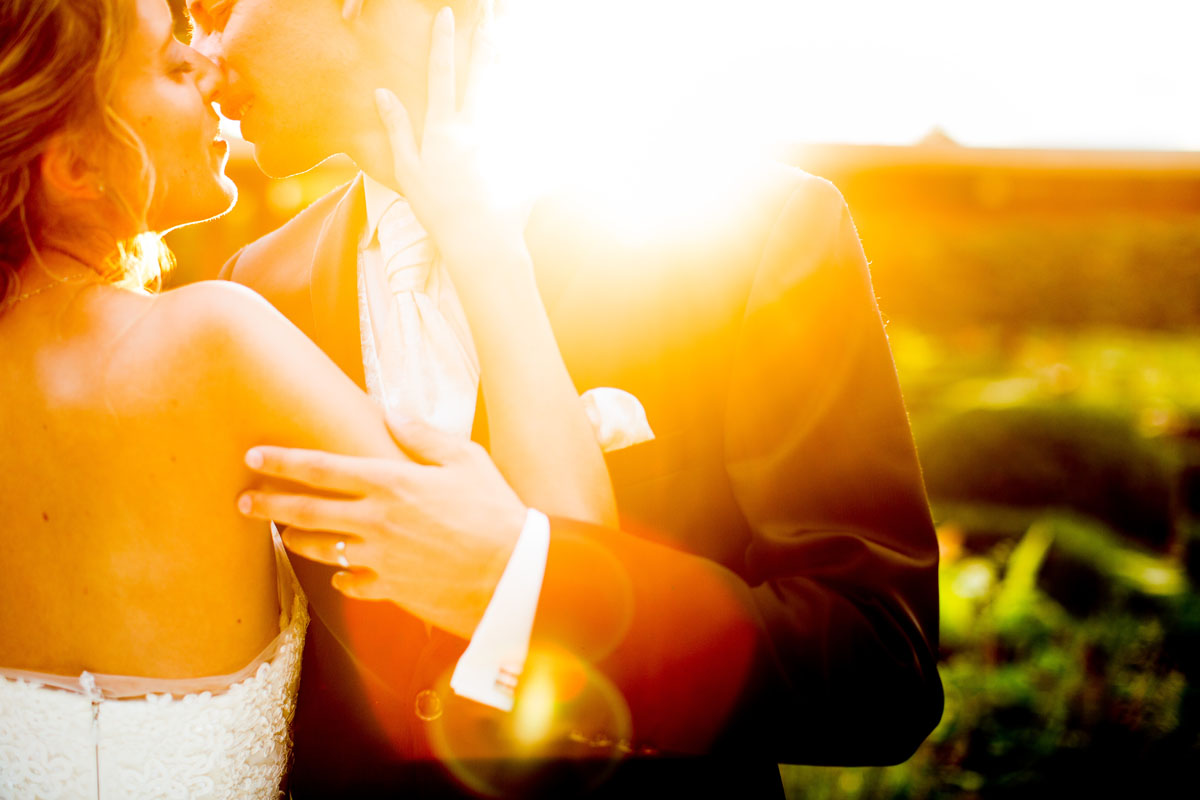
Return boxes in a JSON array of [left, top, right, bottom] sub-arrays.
[[530, 178, 943, 765]]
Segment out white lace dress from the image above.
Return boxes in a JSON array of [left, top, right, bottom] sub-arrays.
[[0, 534, 307, 799]]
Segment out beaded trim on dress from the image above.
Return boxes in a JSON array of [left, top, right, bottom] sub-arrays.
[[0, 526, 308, 800]]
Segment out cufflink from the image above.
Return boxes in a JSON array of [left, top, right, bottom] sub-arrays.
[[494, 664, 520, 699]]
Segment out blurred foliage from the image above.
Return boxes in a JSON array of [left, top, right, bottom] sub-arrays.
[[916, 407, 1173, 549], [865, 215, 1200, 333], [781, 326, 1200, 798]]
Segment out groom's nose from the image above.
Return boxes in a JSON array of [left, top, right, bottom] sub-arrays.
[[191, 30, 236, 89], [190, 35, 237, 111], [195, 53, 227, 105], [191, 26, 222, 64]]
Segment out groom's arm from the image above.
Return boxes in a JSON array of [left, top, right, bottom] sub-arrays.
[[240, 177, 943, 765], [522, 177, 942, 765]]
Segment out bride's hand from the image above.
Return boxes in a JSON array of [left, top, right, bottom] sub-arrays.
[[375, 6, 525, 271]]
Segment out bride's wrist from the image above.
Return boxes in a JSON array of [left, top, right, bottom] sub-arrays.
[[439, 232, 532, 282]]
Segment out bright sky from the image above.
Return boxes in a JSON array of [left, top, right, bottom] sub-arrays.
[[493, 0, 1200, 154]]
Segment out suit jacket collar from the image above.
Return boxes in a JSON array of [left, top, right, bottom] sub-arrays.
[[361, 172, 400, 243], [304, 174, 589, 393], [310, 173, 368, 390]]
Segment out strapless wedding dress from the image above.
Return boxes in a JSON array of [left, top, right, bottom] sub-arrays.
[[0, 532, 307, 799]]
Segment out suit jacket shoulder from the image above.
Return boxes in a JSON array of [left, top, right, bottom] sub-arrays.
[[220, 179, 355, 285], [524, 159, 942, 765], [217, 180, 359, 336]]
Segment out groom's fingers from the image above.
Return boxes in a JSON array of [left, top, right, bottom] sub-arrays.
[[237, 491, 375, 536], [281, 529, 371, 569], [244, 446, 393, 495], [385, 412, 463, 466], [331, 569, 390, 602], [425, 6, 456, 125]]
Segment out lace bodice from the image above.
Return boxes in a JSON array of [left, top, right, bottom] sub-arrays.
[[0, 532, 307, 799]]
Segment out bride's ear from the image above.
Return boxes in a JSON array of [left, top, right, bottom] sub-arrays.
[[39, 133, 106, 202]]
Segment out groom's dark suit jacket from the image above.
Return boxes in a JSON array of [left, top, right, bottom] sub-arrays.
[[220, 161, 943, 799]]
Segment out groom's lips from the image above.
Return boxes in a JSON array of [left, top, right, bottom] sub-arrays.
[[220, 93, 251, 120], [238, 107, 257, 142], [219, 96, 255, 139]]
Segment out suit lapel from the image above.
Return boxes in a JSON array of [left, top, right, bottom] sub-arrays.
[[310, 174, 368, 391], [302, 186, 595, 447]]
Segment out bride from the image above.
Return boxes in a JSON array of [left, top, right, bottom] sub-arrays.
[[0, 0, 613, 796]]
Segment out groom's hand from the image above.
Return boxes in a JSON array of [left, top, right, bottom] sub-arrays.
[[238, 413, 528, 640]]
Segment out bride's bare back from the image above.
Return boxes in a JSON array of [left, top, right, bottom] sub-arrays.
[[0, 278, 396, 679]]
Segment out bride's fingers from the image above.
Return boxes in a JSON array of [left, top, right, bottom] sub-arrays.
[[425, 6, 456, 126], [461, 13, 496, 119], [238, 491, 374, 536], [375, 89, 419, 184], [341, 0, 364, 20], [244, 445, 391, 495], [281, 529, 370, 569]]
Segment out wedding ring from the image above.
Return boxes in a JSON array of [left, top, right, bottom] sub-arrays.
[[334, 539, 350, 568]]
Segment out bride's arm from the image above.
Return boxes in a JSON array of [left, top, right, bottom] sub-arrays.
[[176, 279, 526, 639], [368, 8, 617, 529], [440, 227, 617, 528]]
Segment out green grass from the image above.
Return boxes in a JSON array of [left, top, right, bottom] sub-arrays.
[[777, 326, 1200, 798]]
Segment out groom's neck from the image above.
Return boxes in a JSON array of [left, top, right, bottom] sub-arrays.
[[333, 0, 480, 198], [345, 122, 408, 197]]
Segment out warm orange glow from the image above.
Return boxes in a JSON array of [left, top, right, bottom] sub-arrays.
[[510, 662, 557, 747], [427, 646, 632, 796], [484, 0, 1200, 153]]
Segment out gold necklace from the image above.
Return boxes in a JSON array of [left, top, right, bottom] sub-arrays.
[[12, 276, 94, 303], [12, 249, 109, 304]]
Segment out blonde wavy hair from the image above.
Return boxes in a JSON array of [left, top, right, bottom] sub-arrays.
[[0, 0, 172, 311]]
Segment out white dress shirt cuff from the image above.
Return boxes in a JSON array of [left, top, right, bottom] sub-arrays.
[[450, 508, 551, 711]]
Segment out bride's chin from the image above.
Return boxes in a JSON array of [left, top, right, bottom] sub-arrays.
[[158, 180, 239, 234]]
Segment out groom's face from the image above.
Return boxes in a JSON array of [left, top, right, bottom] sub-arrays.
[[189, 0, 437, 178]]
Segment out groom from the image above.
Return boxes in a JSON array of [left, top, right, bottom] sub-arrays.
[[190, 0, 943, 796]]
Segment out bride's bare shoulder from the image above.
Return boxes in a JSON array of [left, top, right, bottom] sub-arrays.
[[100, 280, 322, 417], [130, 280, 383, 449], [137, 280, 311, 370], [148, 279, 289, 334]]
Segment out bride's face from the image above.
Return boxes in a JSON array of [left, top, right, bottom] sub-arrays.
[[107, 0, 236, 232]]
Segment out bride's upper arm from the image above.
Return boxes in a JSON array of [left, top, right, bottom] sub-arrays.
[[156, 280, 398, 459]]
